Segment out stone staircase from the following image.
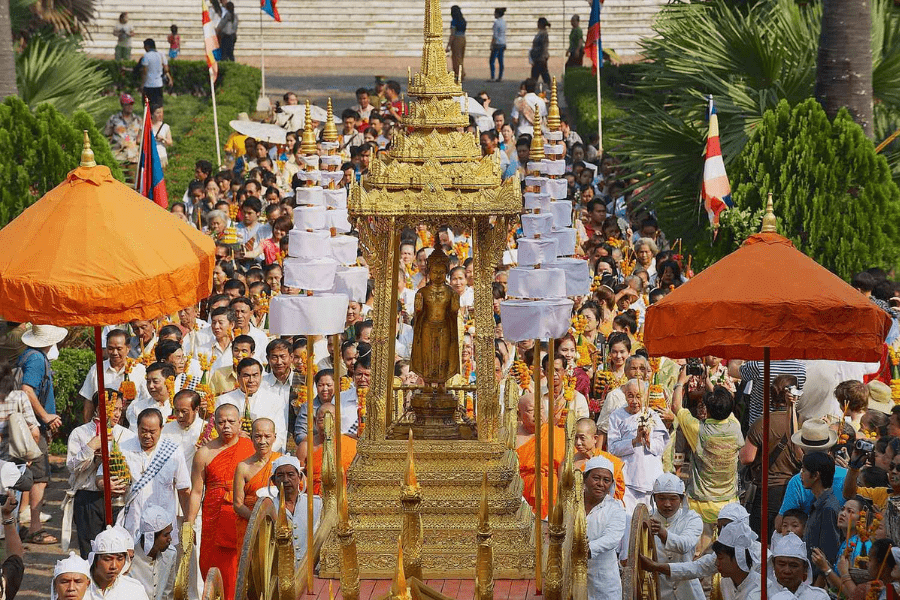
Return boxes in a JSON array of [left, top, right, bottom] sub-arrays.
[[82, 0, 661, 59]]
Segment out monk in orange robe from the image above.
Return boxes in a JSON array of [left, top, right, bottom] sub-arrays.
[[516, 393, 567, 519], [296, 402, 358, 495], [573, 417, 626, 500], [186, 404, 255, 600], [233, 418, 281, 547]]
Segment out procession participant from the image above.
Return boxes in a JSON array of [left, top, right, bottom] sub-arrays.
[[295, 403, 357, 495], [209, 334, 255, 396], [294, 369, 335, 444], [233, 418, 281, 545], [515, 392, 566, 519], [201, 307, 235, 374], [596, 354, 650, 444], [262, 339, 297, 407], [86, 526, 149, 600], [583, 455, 627, 600], [80, 329, 147, 424], [52, 552, 92, 600], [259, 456, 323, 566], [672, 378, 743, 551], [185, 404, 254, 600], [129, 505, 176, 600], [154, 338, 202, 381], [336, 349, 370, 437], [100, 409, 190, 541], [178, 305, 211, 355], [217, 358, 288, 453], [541, 355, 590, 420], [800, 451, 841, 584], [67, 390, 135, 557], [126, 362, 175, 430], [128, 320, 159, 360], [773, 534, 828, 600], [647, 473, 704, 600], [709, 521, 762, 600], [572, 417, 625, 500], [229, 297, 269, 364], [607, 378, 669, 513]]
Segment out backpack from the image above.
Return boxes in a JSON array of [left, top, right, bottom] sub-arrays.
[[14, 349, 51, 404]]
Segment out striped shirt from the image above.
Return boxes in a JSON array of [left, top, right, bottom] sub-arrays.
[[741, 360, 806, 425]]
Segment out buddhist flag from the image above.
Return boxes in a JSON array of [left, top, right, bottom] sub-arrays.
[[584, 0, 604, 74], [136, 101, 169, 208], [261, 0, 280, 21], [202, 0, 220, 78], [701, 96, 733, 232]]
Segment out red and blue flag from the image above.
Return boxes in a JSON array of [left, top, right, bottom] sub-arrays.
[[584, 0, 604, 74], [701, 96, 733, 233], [261, 0, 280, 21], [136, 101, 169, 208], [202, 0, 221, 77]]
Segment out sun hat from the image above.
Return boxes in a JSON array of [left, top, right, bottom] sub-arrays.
[[790, 418, 838, 451], [867, 380, 893, 415], [22, 324, 68, 348]]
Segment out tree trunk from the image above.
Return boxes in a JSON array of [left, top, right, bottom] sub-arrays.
[[814, 0, 874, 137], [0, 0, 16, 99]]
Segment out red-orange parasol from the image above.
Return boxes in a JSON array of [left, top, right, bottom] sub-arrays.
[[644, 196, 891, 600], [0, 133, 215, 524]]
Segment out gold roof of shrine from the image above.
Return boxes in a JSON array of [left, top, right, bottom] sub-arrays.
[[348, 0, 521, 218]]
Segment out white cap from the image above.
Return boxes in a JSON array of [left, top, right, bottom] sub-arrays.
[[139, 505, 172, 551], [88, 525, 131, 565], [272, 455, 303, 475], [652, 473, 685, 496], [717, 502, 750, 524], [583, 455, 614, 476], [51, 552, 92, 600], [718, 521, 758, 573], [771, 533, 808, 563]]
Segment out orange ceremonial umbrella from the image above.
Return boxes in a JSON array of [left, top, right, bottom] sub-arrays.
[[644, 197, 891, 600], [0, 133, 215, 524]]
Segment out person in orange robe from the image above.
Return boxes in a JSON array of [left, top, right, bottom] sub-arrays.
[[233, 418, 281, 547], [516, 393, 567, 520], [296, 402, 358, 495], [573, 417, 626, 500], [186, 404, 255, 600]]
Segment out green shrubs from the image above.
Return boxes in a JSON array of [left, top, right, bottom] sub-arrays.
[[52, 348, 95, 440], [0, 96, 123, 227], [562, 66, 628, 143]]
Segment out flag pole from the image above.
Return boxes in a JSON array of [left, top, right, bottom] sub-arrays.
[[209, 67, 222, 168], [259, 8, 266, 100], [595, 41, 603, 156]]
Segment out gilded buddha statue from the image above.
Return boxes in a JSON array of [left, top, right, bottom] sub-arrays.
[[410, 245, 459, 389]]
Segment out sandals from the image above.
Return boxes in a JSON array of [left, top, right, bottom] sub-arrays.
[[25, 529, 57, 545]]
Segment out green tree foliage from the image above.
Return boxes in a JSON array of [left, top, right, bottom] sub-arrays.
[[0, 95, 122, 227], [616, 0, 900, 249], [52, 347, 95, 439], [702, 99, 900, 278]]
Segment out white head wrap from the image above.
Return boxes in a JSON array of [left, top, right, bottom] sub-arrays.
[[87, 525, 131, 566], [51, 552, 91, 600], [583, 455, 615, 498], [652, 473, 685, 496], [138, 505, 173, 553], [272, 455, 303, 475], [717, 502, 750, 524], [769, 532, 812, 583], [718, 521, 758, 573]]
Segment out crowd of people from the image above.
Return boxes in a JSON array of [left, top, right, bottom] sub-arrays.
[[3, 62, 899, 600]]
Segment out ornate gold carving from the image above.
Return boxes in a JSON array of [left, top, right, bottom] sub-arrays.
[[337, 465, 361, 600], [401, 97, 469, 130], [475, 472, 494, 600], [323, 98, 339, 143], [625, 504, 661, 600], [401, 432, 424, 580], [544, 497, 565, 600], [322, 412, 337, 514], [547, 77, 561, 133], [174, 521, 194, 600], [300, 100, 317, 155], [367, 153, 501, 189], [274, 484, 295, 600], [388, 129, 482, 163], [390, 538, 413, 600], [529, 108, 545, 162], [350, 180, 522, 218], [571, 491, 589, 599], [235, 498, 279, 600]]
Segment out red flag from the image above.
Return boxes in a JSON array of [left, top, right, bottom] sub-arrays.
[[584, 0, 604, 74], [136, 100, 169, 208]]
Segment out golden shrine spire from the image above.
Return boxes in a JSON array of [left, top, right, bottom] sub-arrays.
[[390, 538, 412, 600], [529, 107, 545, 162], [547, 77, 561, 132], [410, 0, 462, 97], [323, 98, 339, 143], [300, 100, 317, 155]]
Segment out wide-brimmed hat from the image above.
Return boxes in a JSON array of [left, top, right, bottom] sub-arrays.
[[790, 418, 838, 451], [22, 325, 68, 349], [867, 380, 893, 415]]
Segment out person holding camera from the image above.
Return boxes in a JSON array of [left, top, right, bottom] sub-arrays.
[[842, 429, 899, 510]]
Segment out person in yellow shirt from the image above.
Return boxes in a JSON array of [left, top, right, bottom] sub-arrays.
[[210, 336, 255, 396]]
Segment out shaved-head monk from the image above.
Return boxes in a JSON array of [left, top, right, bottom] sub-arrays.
[[233, 418, 281, 546], [185, 404, 254, 600], [515, 392, 566, 519], [573, 417, 626, 500], [295, 402, 357, 495]]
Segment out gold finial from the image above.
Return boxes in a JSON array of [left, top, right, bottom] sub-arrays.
[[761, 192, 778, 233], [322, 98, 339, 143], [404, 430, 418, 488], [339, 466, 350, 525], [300, 100, 317, 155], [475, 470, 494, 600], [529, 106, 545, 162], [390, 538, 412, 600], [478, 471, 489, 529], [547, 77, 561, 132], [328, 581, 335, 600], [80, 130, 96, 168]]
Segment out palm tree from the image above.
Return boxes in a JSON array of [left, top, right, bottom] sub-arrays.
[[815, 0, 875, 137], [0, 0, 17, 98]]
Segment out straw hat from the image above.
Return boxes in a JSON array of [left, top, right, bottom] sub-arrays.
[[867, 380, 893, 415], [790, 419, 838, 451], [21, 325, 68, 349]]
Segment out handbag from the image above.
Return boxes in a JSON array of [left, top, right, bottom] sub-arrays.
[[8, 395, 42, 462]]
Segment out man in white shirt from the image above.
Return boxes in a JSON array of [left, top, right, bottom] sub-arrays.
[[127, 362, 175, 430], [201, 307, 235, 373], [261, 339, 295, 408], [230, 297, 269, 365], [335, 351, 369, 437], [80, 329, 147, 424], [129, 505, 176, 600], [100, 409, 191, 542], [510, 79, 547, 137], [217, 358, 288, 453], [596, 355, 651, 445], [178, 305, 211, 356], [607, 379, 670, 513], [67, 392, 136, 558], [139, 38, 169, 108], [257, 456, 323, 567], [128, 320, 159, 361], [710, 521, 761, 600], [767, 533, 828, 600], [87, 526, 150, 600], [235, 197, 271, 248]]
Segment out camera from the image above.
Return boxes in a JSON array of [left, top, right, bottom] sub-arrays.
[[686, 358, 704, 377], [855, 439, 875, 453]]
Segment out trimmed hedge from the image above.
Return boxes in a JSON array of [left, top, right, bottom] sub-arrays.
[[96, 59, 217, 97]]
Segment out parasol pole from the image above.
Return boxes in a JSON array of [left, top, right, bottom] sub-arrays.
[[306, 334, 315, 596], [209, 68, 222, 169], [332, 333, 342, 510], [94, 326, 113, 525], [761, 346, 770, 600], [547, 338, 555, 520], [532, 340, 543, 594]]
